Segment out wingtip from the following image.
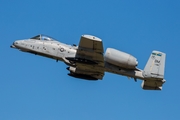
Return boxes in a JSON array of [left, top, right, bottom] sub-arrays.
[[82, 34, 102, 42]]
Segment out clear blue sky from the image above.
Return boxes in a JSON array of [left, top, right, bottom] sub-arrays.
[[1, 0, 180, 120]]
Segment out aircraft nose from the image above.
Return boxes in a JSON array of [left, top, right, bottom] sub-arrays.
[[10, 41, 20, 48]]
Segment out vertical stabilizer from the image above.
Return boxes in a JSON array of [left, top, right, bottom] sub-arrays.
[[143, 51, 166, 80]]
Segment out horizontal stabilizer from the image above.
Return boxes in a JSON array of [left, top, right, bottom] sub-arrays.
[[141, 79, 166, 90]]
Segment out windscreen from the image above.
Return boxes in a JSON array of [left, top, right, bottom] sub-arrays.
[[30, 35, 55, 41]]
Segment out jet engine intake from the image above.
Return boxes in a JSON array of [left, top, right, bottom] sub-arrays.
[[104, 48, 138, 69]]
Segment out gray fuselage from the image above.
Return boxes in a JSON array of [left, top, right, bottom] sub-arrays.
[[11, 37, 144, 81]]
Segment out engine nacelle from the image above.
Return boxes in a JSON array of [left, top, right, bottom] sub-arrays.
[[104, 48, 138, 69]]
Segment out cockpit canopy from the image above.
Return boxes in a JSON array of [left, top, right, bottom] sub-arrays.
[[30, 34, 56, 41]]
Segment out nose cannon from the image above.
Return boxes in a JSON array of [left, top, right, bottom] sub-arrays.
[[11, 40, 26, 51], [10, 40, 22, 49], [10, 41, 17, 48]]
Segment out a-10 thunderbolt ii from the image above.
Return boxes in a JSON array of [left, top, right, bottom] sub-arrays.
[[11, 34, 166, 90]]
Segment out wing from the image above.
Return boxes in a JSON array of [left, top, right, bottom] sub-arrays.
[[77, 35, 104, 64], [67, 35, 104, 80]]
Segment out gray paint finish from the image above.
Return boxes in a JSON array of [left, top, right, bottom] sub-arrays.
[[11, 34, 166, 90]]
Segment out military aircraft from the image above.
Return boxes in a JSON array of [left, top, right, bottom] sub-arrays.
[[11, 34, 166, 90]]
